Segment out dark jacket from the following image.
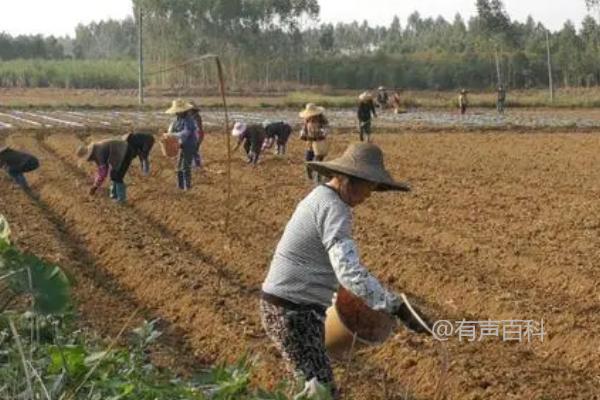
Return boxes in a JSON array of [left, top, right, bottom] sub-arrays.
[[265, 122, 292, 144], [124, 132, 155, 161], [87, 140, 129, 170], [0, 147, 39, 173], [357, 100, 377, 121], [240, 124, 266, 151]]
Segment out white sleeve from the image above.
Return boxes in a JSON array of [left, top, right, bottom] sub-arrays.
[[328, 238, 400, 314]]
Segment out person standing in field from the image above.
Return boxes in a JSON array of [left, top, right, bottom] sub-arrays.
[[299, 103, 329, 183], [0, 146, 39, 189], [357, 91, 377, 142], [497, 85, 506, 114], [376, 86, 389, 109], [164, 99, 198, 190], [122, 132, 155, 176], [391, 90, 403, 114], [260, 143, 430, 398], [458, 89, 468, 115], [189, 101, 205, 169], [232, 122, 266, 166], [77, 138, 132, 203], [262, 121, 293, 156]]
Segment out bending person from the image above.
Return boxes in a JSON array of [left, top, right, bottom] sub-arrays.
[[261, 143, 430, 397], [0, 146, 39, 189]]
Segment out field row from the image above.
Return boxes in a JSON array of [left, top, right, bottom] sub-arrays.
[[1, 130, 599, 398]]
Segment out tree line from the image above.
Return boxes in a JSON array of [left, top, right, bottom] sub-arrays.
[[1, 0, 600, 90]]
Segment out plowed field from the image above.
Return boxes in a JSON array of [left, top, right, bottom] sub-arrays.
[[1, 129, 599, 399]]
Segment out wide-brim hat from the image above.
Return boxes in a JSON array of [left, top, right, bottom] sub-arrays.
[[299, 103, 325, 119], [307, 143, 410, 192], [232, 122, 247, 137], [359, 91, 373, 101], [165, 99, 194, 114], [189, 100, 200, 111], [76, 143, 93, 160]]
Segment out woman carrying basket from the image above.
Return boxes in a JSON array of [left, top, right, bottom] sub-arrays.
[[164, 99, 198, 190], [260, 143, 431, 397]]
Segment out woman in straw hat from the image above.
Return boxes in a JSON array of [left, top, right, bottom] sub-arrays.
[[299, 103, 329, 182], [76, 138, 131, 202], [357, 91, 377, 142], [232, 122, 266, 166], [165, 99, 198, 190], [0, 146, 39, 189], [261, 143, 430, 397]]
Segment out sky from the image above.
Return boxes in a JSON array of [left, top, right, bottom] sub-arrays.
[[0, 0, 594, 37]]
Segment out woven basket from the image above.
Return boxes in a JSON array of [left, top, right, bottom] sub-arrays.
[[160, 135, 179, 158]]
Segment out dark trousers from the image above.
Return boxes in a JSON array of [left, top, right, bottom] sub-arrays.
[[243, 140, 262, 165], [7, 158, 39, 188], [110, 147, 135, 183], [177, 148, 195, 189]]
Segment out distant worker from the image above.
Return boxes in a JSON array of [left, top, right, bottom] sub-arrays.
[[262, 121, 292, 156], [122, 132, 155, 176], [189, 101, 205, 169], [497, 86, 506, 114], [299, 103, 329, 183], [77, 139, 132, 203], [357, 91, 377, 142], [0, 146, 39, 189], [458, 89, 469, 115], [164, 99, 198, 190], [376, 86, 389, 109], [391, 90, 403, 114], [232, 122, 266, 166]]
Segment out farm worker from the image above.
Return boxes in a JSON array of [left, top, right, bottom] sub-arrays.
[[76, 139, 131, 203], [497, 85, 506, 114], [357, 91, 377, 142], [376, 86, 389, 108], [232, 122, 266, 166], [458, 89, 468, 115], [189, 101, 205, 169], [0, 146, 39, 189], [261, 143, 430, 398], [299, 103, 329, 183], [262, 121, 292, 156], [391, 90, 403, 114], [165, 99, 198, 190], [122, 132, 155, 176]]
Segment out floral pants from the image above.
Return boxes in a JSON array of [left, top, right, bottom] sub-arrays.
[[260, 299, 337, 396]]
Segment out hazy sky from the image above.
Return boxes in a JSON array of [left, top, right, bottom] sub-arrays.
[[0, 0, 593, 37]]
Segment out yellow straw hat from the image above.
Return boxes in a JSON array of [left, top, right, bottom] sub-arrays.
[[299, 103, 325, 119], [165, 99, 195, 115], [359, 91, 373, 101]]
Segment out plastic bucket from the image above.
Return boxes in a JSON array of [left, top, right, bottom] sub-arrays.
[[160, 135, 180, 158], [325, 287, 396, 360]]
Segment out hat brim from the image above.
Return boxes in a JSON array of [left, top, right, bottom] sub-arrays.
[[299, 107, 325, 119], [165, 104, 194, 114], [306, 161, 410, 192]]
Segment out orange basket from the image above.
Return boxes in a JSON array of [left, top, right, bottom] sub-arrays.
[[160, 134, 180, 158], [325, 287, 396, 360]]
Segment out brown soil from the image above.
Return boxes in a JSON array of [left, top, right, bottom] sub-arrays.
[[1, 129, 599, 399]]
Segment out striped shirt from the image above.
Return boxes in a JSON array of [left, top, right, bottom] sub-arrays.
[[262, 185, 399, 313]]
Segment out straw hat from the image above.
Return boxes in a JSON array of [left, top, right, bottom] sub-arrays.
[[299, 103, 325, 119], [165, 99, 194, 114], [378, 86, 386, 91], [76, 143, 93, 160], [307, 143, 410, 192], [189, 100, 200, 111], [358, 91, 373, 101], [231, 122, 247, 137]]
